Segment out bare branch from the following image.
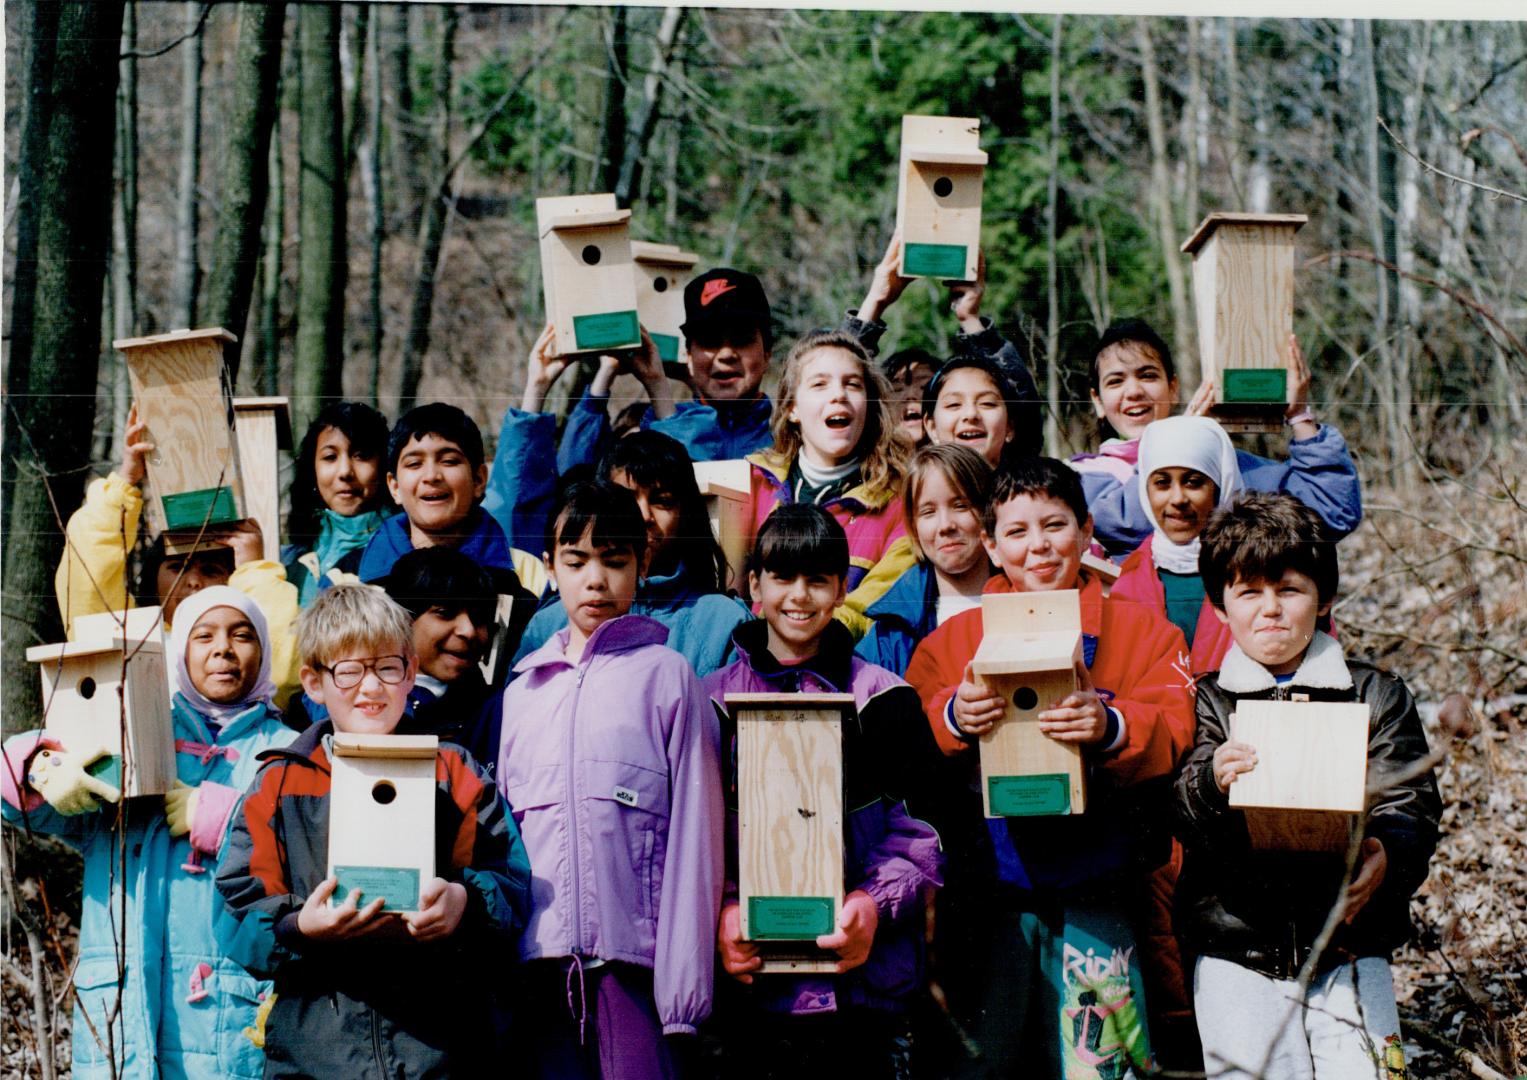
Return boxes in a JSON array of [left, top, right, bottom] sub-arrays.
[[1378, 115, 1527, 205]]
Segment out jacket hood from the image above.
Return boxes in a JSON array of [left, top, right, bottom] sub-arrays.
[[727, 617, 856, 692], [1216, 630, 1351, 694], [513, 612, 669, 674]]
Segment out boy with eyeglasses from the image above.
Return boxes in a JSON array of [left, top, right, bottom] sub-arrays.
[[216, 584, 530, 1075]]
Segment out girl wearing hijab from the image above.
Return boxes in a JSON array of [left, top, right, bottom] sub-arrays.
[[1112, 415, 1245, 674], [0, 586, 296, 1079]]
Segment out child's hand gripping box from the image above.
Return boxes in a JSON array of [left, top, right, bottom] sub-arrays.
[[537, 193, 641, 357], [1228, 700, 1369, 853], [327, 733, 439, 914], [970, 590, 1087, 818], [728, 692, 855, 974]]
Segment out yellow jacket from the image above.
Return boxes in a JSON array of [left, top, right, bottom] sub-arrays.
[[55, 473, 302, 707]]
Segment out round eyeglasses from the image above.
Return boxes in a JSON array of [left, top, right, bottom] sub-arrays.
[[318, 655, 409, 690]]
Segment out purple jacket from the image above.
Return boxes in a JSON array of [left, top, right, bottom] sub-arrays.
[[703, 620, 944, 1015], [497, 615, 724, 1035]]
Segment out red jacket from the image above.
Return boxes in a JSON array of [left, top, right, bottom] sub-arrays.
[[906, 572, 1195, 790], [1111, 535, 1233, 676]]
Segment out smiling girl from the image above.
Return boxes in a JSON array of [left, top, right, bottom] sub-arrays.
[[856, 444, 995, 677], [921, 356, 1032, 469], [1112, 415, 1245, 673], [747, 330, 909, 599], [1071, 319, 1363, 558], [283, 401, 394, 605], [1, 587, 295, 1078]]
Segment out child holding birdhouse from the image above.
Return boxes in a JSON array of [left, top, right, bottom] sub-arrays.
[[494, 480, 724, 1078], [54, 402, 304, 705], [282, 400, 395, 606], [1173, 493, 1440, 1080], [904, 456, 1194, 1079], [704, 505, 945, 1078], [1070, 319, 1363, 558], [214, 584, 530, 1076], [1, 586, 297, 1079]]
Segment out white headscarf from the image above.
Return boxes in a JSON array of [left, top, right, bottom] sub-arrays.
[[1136, 415, 1243, 576], [168, 586, 277, 723]]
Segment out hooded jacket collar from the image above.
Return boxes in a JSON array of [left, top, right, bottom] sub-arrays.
[[514, 612, 670, 674], [1217, 631, 1351, 694], [359, 506, 512, 583], [728, 617, 855, 693], [744, 451, 895, 512]]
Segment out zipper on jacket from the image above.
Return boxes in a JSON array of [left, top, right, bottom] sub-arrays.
[[567, 654, 590, 955]]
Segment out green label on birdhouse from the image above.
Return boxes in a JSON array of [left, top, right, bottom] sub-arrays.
[[903, 243, 969, 279], [651, 332, 680, 363], [161, 486, 239, 531], [573, 310, 640, 351], [748, 896, 835, 940], [989, 773, 1071, 817], [1221, 368, 1288, 404], [88, 754, 123, 792], [331, 865, 420, 912]]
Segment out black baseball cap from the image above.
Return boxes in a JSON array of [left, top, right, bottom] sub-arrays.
[[681, 268, 773, 345]]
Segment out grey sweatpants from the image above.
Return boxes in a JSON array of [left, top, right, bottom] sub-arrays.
[[1192, 955, 1406, 1080]]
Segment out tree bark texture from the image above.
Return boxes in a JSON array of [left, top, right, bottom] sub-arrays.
[[2, 0, 126, 734], [1044, 15, 1063, 456], [596, 6, 628, 194], [1136, 18, 1197, 387], [295, 3, 347, 436], [396, 6, 458, 414], [363, 4, 385, 406], [616, 6, 686, 206], [383, 4, 422, 228], [202, 1, 286, 385], [170, 0, 205, 328], [342, 5, 370, 182]]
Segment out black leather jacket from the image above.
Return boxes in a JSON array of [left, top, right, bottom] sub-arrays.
[[1173, 655, 1441, 979]]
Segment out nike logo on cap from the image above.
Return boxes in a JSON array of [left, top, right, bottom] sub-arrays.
[[700, 279, 738, 307]]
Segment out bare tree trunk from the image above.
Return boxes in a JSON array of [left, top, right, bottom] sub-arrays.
[[171, 0, 205, 328], [1391, 23, 1430, 483], [2, 0, 126, 734], [1183, 17, 1203, 232], [616, 6, 686, 206], [107, 0, 139, 466], [1136, 18, 1197, 386], [595, 6, 629, 193], [1043, 15, 1063, 456], [383, 3, 421, 228], [1224, 20, 1246, 202], [259, 121, 283, 398], [396, 6, 458, 413], [295, 2, 346, 435], [203, 1, 286, 386], [363, 4, 385, 407], [341, 4, 370, 182], [1359, 21, 1400, 472]]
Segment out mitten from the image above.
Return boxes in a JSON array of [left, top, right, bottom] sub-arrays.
[[27, 744, 121, 815]]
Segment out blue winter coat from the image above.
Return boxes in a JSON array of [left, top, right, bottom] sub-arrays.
[[853, 560, 994, 679], [483, 407, 559, 554], [353, 505, 524, 595], [556, 389, 776, 475], [511, 561, 753, 678], [0, 697, 296, 1079], [1079, 424, 1364, 558]]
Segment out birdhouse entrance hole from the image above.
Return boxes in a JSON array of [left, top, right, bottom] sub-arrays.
[[581, 244, 602, 266], [77, 676, 98, 700], [371, 780, 397, 805], [1012, 686, 1038, 711], [933, 176, 954, 198], [653, 275, 668, 292]]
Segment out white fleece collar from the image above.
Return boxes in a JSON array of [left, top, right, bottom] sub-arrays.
[[1217, 631, 1352, 694]]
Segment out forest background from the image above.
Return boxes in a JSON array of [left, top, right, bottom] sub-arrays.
[[1, 3, 1524, 1077]]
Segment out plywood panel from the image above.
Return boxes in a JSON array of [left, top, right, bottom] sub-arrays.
[[327, 733, 438, 913], [1229, 699, 1369, 853], [730, 693, 851, 965], [895, 116, 987, 282], [29, 640, 175, 797], [71, 606, 166, 648], [118, 328, 244, 536], [537, 194, 641, 356], [233, 398, 291, 563]]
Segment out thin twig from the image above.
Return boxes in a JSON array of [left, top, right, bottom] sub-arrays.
[[121, 3, 212, 60], [1378, 116, 1527, 204]]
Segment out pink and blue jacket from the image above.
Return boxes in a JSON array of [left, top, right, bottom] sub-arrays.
[[704, 620, 945, 1015], [496, 614, 725, 1035]]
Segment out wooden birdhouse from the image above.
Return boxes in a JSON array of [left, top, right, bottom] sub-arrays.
[[693, 460, 753, 595], [117, 328, 245, 541], [895, 115, 987, 282], [1080, 552, 1122, 597], [71, 606, 166, 649], [537, 194, 641, 357], [327, 733, 439, 914], [1228, 700, 1369, 853], [631, 241, 700, 377], [27, 633, 176, 798], [969, 590, 1086, 817], [1181, 212, 1309, 433], [232, 397, 293, 563], [728, 692, 855, 974]]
